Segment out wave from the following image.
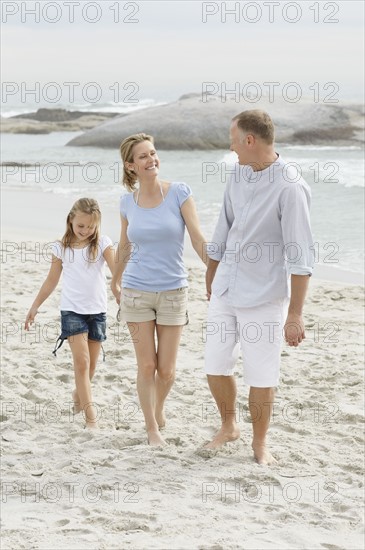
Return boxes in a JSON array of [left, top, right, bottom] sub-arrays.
[[216, 152, 364, 188], [281, 145, 362, 151]]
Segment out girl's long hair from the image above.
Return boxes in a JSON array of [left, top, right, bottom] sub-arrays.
[[61, 198, 101, 261]]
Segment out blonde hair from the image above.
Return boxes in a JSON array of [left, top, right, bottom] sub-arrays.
[[61, 198, 101, 261], [232, 110, 275, 145], [120, 133, 154, 191]]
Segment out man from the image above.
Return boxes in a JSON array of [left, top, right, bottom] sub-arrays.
[[204, 110, 314, 465]]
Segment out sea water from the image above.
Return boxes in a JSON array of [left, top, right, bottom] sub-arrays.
[[1, 131, 363, 274]]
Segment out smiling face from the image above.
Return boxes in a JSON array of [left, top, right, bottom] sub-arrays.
[[229, 120, 255, 166], [126, 140, 160, 179], [71, 211, 97, 243]]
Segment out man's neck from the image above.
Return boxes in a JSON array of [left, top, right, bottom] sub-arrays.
[[250, 151, 278, 172]]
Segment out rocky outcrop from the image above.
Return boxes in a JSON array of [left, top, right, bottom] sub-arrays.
[[65, 94, 364, 149], [12, 108, 119, 122], [1, 108, 120, 134]]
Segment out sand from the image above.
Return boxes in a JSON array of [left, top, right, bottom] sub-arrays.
[[1, 189, 364, 550]]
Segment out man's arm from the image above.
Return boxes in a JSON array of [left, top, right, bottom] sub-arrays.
[[284, 274, 310, 347], [280, 178, 314, 347]]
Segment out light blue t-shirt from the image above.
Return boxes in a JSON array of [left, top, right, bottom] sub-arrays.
[[120, 182, 192, 291]]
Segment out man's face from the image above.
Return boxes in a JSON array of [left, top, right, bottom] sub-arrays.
[[229, 121, 251, 165]]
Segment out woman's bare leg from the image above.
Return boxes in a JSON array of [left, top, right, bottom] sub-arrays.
[[127, 321, 165, 446], [155, 324, 183, 428]]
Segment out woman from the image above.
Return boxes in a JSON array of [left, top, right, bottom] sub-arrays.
[[111, 133, 206, 446]]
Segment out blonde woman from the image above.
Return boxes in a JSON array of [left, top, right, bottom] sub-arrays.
[[111, 133, 206, 446]]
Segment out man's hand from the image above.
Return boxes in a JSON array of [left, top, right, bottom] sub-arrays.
[[284, 312, 305, 347]]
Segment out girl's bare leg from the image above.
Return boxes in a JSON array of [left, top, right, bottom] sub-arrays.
[[68, 333, 98, 428], [72, 339, 101, 414]]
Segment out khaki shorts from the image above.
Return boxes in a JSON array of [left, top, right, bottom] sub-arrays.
[[119, 287, 189, 326]]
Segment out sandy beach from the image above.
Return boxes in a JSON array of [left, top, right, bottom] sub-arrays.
[[1, 189, 364, 550]]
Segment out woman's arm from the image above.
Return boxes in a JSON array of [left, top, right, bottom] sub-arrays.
[[25, 255, 63, 329], [181, 196, 208, 265], [206, 258, 219, 300], [111, 215, 132, 304], [103, 244, 115, 275]]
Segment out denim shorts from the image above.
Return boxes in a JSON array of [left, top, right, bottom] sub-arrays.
[[60, 311, 107, 342]]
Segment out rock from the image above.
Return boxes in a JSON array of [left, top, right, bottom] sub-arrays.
[[12, 108, 119, 122], [65, 94, 364, 149], [0, 162, 37, 167], [0, 113, 120, 134], [0, 118, 53, 134]]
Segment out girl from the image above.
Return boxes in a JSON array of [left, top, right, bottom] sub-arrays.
[[111, 133, 207, 446], [25, 198, 115, 429]]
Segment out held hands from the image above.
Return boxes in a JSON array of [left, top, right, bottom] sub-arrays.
[[205, 268, 215, 301], [205, 271, 212, 301], [111, 279, 122, 305], [284, 312, 305, 347], [205, 259, 219, 301], [25, 307, 38, 330]]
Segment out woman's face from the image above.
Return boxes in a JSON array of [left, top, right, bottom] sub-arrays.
[[127, 140, 160, 178]]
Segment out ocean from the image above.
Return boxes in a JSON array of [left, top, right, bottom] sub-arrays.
[[1, 104, 364, 275]]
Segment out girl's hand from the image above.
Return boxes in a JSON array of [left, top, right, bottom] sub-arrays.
[[25, 307, 38, 330], [111, 280, 122, 305]]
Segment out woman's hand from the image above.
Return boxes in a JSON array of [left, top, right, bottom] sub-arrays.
[[25, 307, 38, 330], [205, 259, 219, 301], [205, 271, 213, 301]]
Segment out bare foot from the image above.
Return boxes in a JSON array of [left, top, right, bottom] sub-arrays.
[[252, 442, 277, 465], [204, 426, 240, 449], [72, 389, 81, 414], [85, 421, 99, 430], [147, 429, 166, 447], [155, 408, 166, 429]]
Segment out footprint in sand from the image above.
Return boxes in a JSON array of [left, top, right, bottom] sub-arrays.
[[194, 447, 218, 460], [55, 519, 70, 527], [57, 373, 71, 384]]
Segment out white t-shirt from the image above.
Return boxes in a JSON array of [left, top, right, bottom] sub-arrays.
[[52, 235, 113, 314]]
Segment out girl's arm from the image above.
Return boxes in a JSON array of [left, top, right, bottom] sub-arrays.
[[25, 255, 63, 330], [181, 197, 208, 266], [111, 215, 132, 304]]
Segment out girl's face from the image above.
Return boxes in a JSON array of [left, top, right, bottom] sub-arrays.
[[71, 211, 97, 243], [126, 140, 160, 178]]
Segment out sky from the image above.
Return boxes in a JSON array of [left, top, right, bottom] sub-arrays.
[[1, 0, 364, 106]]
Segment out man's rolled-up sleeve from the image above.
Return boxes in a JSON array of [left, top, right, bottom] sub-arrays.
[[280, 181, 315, 276]]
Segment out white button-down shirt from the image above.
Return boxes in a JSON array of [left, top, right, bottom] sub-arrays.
[[208, 155, 314, 307]]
